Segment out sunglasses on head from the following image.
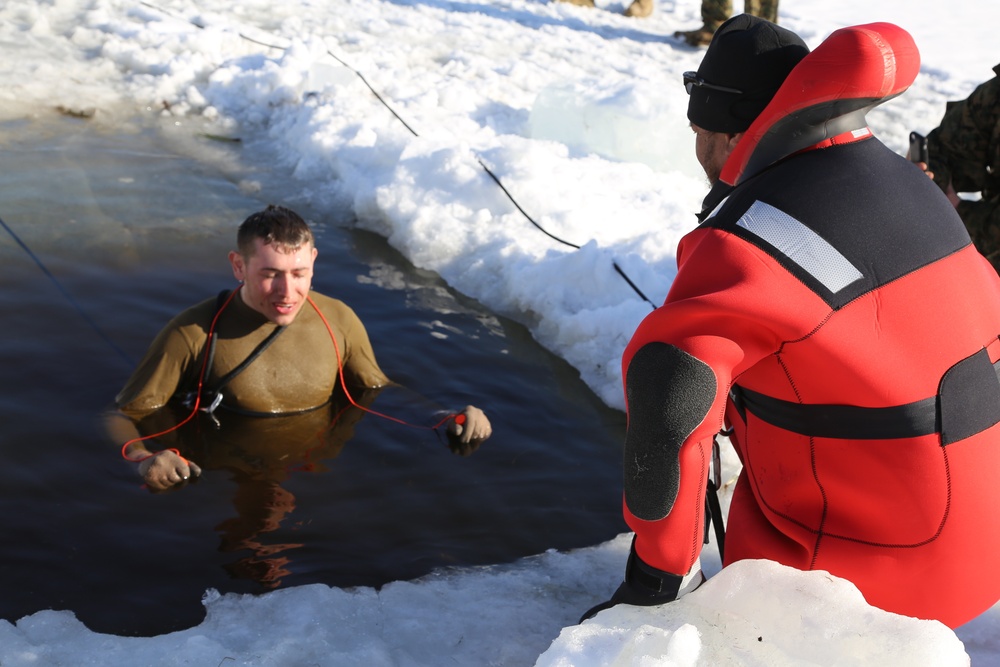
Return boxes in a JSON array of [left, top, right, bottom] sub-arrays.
[[683, 71, 744, 95]]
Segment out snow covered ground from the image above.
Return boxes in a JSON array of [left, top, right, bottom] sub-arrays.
[[1, 0, 998, 664]]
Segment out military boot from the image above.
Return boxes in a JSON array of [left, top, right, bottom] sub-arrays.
[[674, 26, 715, 46], [624, 0, 654, 18]]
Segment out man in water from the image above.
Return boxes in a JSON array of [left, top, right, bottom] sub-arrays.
[[585, 16, 1000, 629], [108, 204, 491, 491]]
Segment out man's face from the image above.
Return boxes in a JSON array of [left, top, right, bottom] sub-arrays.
[[692, 123, 740, 184], [229, 238, 317, 326]]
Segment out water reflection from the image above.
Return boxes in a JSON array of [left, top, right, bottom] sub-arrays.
[[130, 387, 482, 589]]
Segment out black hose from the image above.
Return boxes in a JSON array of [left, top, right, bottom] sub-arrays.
[[0, 215, 134, 367], [138, 1, 659, 310]]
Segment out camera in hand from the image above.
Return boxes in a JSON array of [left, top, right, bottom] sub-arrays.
[[909, 131, 928, 164]]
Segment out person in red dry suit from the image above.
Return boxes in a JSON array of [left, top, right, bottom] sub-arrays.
[[583, 15, 1000, 629]]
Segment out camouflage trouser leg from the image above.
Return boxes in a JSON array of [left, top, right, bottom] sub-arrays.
[[959, 199, 1000, 275], [701, 0, 732, 31], [745, 0, 779, 22], [703, 0, 778, 30]]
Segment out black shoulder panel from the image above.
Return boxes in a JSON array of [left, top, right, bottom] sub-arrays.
[[624, 342, 717, 522], [704, 139, 972, 309]]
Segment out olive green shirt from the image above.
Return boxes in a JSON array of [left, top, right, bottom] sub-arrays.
[[116, 290, 389, 417]]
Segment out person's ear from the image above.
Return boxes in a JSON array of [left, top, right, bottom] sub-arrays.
[[229, 250, 245, 282], [727, 132, 744, 153]]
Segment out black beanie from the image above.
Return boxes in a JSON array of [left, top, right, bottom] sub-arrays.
[[687, 14, 810, 133]]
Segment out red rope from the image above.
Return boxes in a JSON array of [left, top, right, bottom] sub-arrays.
[[307, 295, 463, 430], [120, 288, 462, 462], [120, 289, 240, 462]]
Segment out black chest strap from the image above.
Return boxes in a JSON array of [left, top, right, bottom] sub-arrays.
[[185, 289, 287, 417]]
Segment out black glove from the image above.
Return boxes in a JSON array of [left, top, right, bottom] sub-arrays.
[[579, 537, 699, 623]]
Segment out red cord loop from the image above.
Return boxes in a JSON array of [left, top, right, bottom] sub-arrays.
[[120, 289, 463, 461], [310, 295, 463, 431]]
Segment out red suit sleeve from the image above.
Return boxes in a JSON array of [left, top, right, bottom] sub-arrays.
[[622, 225, 829, 575]]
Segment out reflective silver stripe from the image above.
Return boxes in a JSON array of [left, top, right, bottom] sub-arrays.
[[736, 200, 863, 293], [704, 195, 729, 221]]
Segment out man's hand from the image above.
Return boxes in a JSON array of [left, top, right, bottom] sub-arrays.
[[447, 405, 492, 455], [137, 450, 202, 491], [913, 161, 961, 209], [943, 181, 961, 208]]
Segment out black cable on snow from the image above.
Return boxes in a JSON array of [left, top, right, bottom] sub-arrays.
[[138, 1, 659, 310]]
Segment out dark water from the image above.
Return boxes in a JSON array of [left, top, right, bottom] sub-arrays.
[[0, 114, 627, 636]]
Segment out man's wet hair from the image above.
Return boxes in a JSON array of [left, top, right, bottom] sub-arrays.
[[237, 205, 314, 256]]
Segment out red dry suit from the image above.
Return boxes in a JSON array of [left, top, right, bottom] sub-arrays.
[[622, 23, 1000, 629]]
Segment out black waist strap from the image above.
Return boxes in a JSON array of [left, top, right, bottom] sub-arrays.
[[730, 349, 1000, 444], [731, 385, 937, 439]]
